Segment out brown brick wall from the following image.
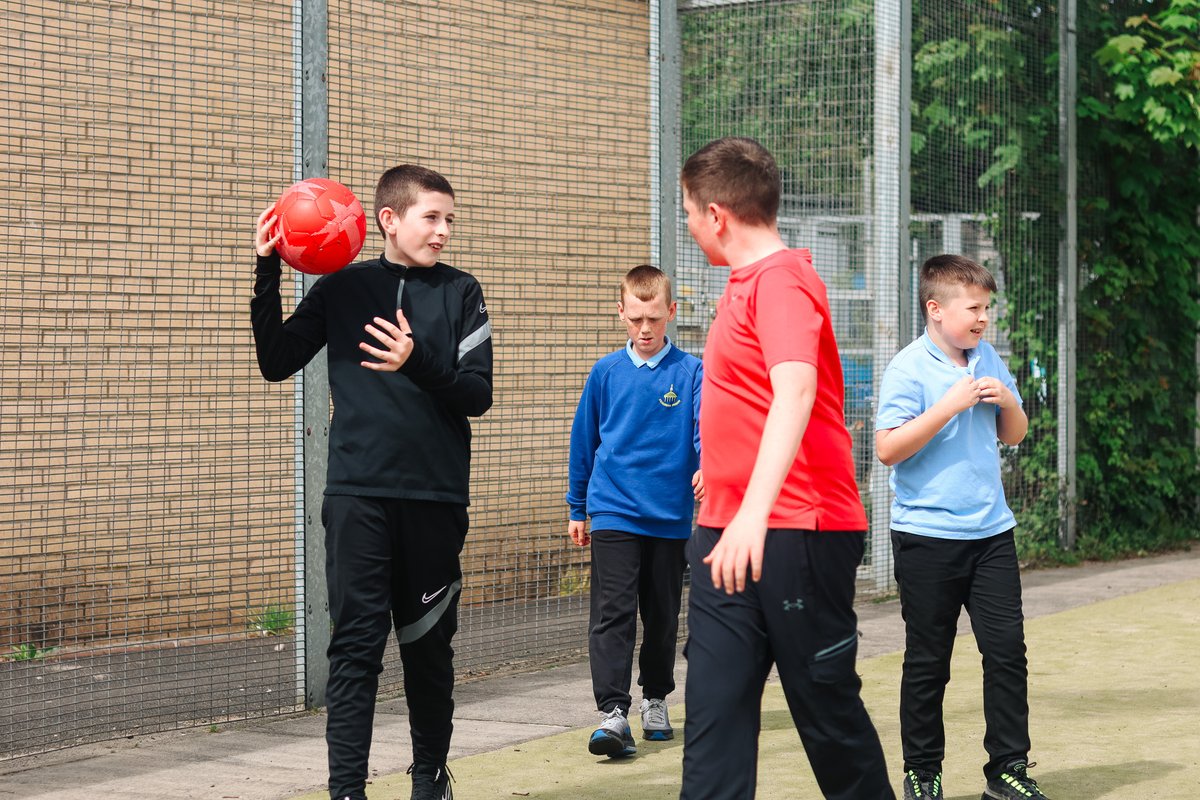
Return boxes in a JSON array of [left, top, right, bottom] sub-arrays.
[[1, 1, 651, 652], [1, 0, 299, 651]]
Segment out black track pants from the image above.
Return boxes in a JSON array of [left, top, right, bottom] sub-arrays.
[[322, 495, 467, 800], [680, 527, 894, 800]]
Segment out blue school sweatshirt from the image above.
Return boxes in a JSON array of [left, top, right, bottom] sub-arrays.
[[567, 341, 702, 539]]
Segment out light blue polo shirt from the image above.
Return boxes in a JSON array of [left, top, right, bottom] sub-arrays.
[[875, 331, 1022, 539]]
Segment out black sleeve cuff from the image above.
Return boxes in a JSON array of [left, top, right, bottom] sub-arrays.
[[398, 340, 433, 379], [256, 252, 282, 275]]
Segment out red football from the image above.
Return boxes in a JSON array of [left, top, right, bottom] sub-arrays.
[[275, 178, 367, 274]]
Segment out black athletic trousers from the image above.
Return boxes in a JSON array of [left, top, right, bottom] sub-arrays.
[[680, 527, 895, 800], [588, 529, 688, 714], [322, 495, 468, 800], [891, 528, 1030, 780]]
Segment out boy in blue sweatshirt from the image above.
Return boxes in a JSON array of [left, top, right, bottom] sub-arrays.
[[567, 264, 703, 759]]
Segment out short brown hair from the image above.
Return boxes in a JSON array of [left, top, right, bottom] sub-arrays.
[[680, 136, 780, 227], [919, 254, 998, 318], [621, 264, 672, 305], [374, 165, 455, 236]]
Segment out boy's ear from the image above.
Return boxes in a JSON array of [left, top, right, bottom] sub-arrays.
[[709, 202, 730, 232], [926, 298, 941, 321], [377, 206, 396, 234], [667, 300, 677, 322], [616, 300, 625, 320]]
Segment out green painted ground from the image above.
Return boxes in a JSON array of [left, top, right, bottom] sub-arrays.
[[295, 579, 1200, 799]]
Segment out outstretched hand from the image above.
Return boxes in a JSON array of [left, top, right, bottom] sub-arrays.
[[359, 309, 415, 371]]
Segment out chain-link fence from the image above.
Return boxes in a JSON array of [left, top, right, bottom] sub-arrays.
[[1, 0, 1070, 760], [1, 1, 299, 756], [910, 0, 1065, 551], [324, 0, 661, 699], [1, 0, 658, 758], [675, 0, 1067, 586], [675, 0, 897, 586]]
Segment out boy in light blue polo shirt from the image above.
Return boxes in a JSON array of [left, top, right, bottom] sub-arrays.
[[875, 255, 1050, 800], [566, 264, 703, 759]]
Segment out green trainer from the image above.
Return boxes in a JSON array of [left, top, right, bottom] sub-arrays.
[[982, 761, 1050, 800], [903, 768, 943, 799]]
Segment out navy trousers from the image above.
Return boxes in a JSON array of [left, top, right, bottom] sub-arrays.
[[588, 529, 688, 713], [891, 528, 1030, 780], [680, 527, 895, 800]]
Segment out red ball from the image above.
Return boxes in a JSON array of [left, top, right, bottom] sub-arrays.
[[275, 178, 367, 274]]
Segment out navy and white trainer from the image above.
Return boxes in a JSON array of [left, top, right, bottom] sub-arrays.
[[588, 706, 636, 758], [639, 698, 673, 741]]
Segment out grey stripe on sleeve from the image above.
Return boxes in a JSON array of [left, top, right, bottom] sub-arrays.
[[458, 320, 492, 362]]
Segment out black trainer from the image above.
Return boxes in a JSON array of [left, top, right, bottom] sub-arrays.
[[408, 762, 454, 800], [982, 761, 1050, 800], [903, 768, 943, 799]]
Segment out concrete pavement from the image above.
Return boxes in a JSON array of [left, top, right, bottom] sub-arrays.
[[1, 548, 1197, 800]]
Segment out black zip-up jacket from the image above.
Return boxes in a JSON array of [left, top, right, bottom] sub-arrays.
[[251, 252, 493, 504]]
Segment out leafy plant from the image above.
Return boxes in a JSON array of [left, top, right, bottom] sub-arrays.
[[4, 643, 55, 662], [557, 565, 591, 598], [249, 604, 295, 637], [1093, 3, 1200, 148], [680, 0, 875, 211]]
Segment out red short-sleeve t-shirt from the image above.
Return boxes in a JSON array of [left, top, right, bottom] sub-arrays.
[[698, 248, 867, 531]]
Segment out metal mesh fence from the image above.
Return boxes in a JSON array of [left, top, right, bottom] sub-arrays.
[[323, 0, 658, 693], [0, 1, 299, 756], [910, 0, 1064, 549], [0, 0, 657, 756], [675, 0, 899, 588], [675, 0, 1064, 586], [1, 0, 1068, 762]]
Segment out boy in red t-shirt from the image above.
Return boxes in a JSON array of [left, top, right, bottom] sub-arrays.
[[678, 137, 894, 800]]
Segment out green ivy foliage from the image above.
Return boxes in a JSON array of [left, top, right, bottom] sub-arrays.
[[680, 1, 874, 210], [1076, 0, 1200, 557], [912, 0, 1200, 560], [679, 1, 1199, 559], [911, 1, 1064, 559]]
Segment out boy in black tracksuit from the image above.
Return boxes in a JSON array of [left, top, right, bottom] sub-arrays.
[[251, 165, 492, 800]]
